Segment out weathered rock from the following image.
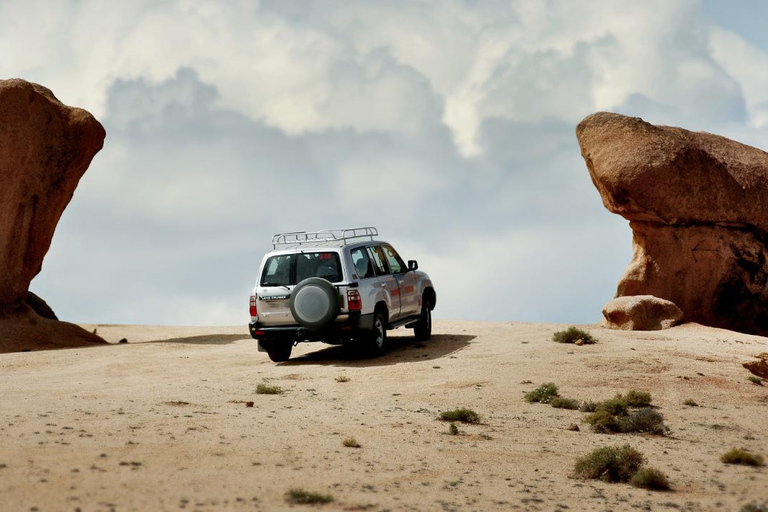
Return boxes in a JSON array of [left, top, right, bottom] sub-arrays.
[[26, 291, 58, 320], [743, 354, 768, 379], [577, 112, 768, 336], [602, 295, 683, 331], [0, 79, 106, 351]]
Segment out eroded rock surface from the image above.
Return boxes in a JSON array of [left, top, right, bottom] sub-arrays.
[[0, 79, 106, 351], [603, 295, 683, 331], [577, 112, 768, 336]]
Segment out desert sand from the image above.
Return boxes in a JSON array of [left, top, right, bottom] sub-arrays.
[[1, 320, 766, 511]]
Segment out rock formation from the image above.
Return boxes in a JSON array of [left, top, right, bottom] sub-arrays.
[[0, 79, 106, 352], [603, 295, 683, 331], [577, 112, 768, 336]]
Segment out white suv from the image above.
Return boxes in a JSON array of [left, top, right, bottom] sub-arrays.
[[248, 227, 436, 362]]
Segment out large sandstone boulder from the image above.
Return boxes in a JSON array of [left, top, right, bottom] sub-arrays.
[[0, 79, 106, 352], [603, 295, 683, 331], [577, 112, 768, 336]]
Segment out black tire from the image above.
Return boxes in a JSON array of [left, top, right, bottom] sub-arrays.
[[264, 342, 292, 362], [413, 297, 432, 341], [363, 310, 388, 357], [289, 277, 339, 328]]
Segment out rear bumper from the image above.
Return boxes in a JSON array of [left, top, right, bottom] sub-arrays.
[[249, 313, 374, 346]]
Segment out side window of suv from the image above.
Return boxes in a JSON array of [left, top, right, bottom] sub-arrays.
[[367, 245, 389, 275], [382, 245, 405, 274], [351, 247, 375, 279]]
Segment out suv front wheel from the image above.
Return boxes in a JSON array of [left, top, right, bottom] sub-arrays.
[[413, 297, 432, 341]]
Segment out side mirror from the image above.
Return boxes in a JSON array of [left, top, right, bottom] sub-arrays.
[[408, 260, 418, 271]]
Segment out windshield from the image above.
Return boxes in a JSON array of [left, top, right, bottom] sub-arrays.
[[260, 252, 343, 286]]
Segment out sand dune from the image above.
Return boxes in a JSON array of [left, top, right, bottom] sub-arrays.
[[1, 321, 766, 511]]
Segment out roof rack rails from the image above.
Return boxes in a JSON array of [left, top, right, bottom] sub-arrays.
[[271, 227, 379, 249]]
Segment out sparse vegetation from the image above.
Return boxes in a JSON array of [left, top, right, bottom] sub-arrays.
[[550, 397, 580, 410], [630, 467, 671, 491], [683, 399, 699, 407], [573, 444, 644, 483], [579, 400, 599, 412], [721, 449, 765, 467], [343, 437, 361, 448], [524, 383, 559, 404], [597, 397, 629, 416], [748, 376, 764, 386], [335, 375, 350, 383], [439, 408, 480, 424], [255, 383, 283, 395], [447, 423, 459, 436], [285, 488, 334, 505], [553, 327, 597, 344]]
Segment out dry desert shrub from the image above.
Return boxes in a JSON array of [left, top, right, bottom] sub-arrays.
[[285, 488, 334, 505], [553, 327, 597, 344], [624, 390, 652, 407], [447, 423, 459, 435], [630, 467, 671, 490], [524, 383, 559, 404], [683, 398, 699, 407], [342, 437, 361, 448], [573, 444, 644, 483], [335, 375, 351, 383], [439, 408, 480, 424], [255, 383, 282, 395], [721, 448, 765, 467], [550, 397, 580, 410]]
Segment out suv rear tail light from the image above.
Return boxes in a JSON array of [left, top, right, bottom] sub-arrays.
[[347, 290, 362, 312], [249, 295, 258, 316]]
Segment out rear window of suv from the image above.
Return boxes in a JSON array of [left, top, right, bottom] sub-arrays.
[[260, 252, 343, 286]]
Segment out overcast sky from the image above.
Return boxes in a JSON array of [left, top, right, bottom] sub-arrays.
[[4, 0, 768, 326]]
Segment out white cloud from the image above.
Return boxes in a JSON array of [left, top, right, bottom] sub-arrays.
[[3, 0, 768, 325]]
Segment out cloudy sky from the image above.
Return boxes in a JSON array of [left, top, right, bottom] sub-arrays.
[[5, 0, 768, 326]]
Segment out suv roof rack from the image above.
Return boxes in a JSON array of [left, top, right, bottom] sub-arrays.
[[271, 227, 379, 249]]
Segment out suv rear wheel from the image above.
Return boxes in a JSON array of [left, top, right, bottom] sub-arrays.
[[362, 310, 387, 357], [262, 341, 293, 362], [413, 297, 432, 341]]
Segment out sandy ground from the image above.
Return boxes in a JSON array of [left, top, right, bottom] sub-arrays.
[[1, 320, 767, 512]]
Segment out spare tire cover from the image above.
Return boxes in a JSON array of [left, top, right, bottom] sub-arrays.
[[290, 277, 340, 328]]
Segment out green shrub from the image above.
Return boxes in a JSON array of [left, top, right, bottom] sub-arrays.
[[579, 400, 599, 412], [596, 397, 629, 416], [585, 409, 621, 433], [553, 327, 597, 344], [447, 423, 459, 436], [586, 407, 665, 435], [624, 390, 652, 408], [285, 488, 334, 504], [573, 444, 644, 483], [630, 467, 670, 491], [524, 383, 559, 404], [550, 397, 580, 410], [256, 383, 282, 395], [439, 408, 480, 424], [748, 376, 764, 386], [721, 449, 765, 467]]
